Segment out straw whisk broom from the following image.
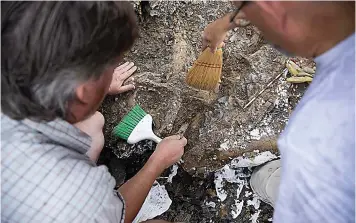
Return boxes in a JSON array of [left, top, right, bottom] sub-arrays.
[[186, 46, 223, 91]]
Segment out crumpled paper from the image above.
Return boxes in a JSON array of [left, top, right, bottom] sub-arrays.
[[133, 181, 172, 223]]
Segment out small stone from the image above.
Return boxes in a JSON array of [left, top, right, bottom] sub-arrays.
[[207, 189, 216, 197], [218, 96, 228, 103], [238, 19, 250, 27], [229, 34, 238, 42], [220, 140, 229, 150], [205, 201, 216, 208]]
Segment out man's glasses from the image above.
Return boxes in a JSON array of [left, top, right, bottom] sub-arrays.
[[230, 1, 249, 23]]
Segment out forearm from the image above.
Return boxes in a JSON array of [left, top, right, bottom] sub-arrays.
[[118, 158, 163, 223]]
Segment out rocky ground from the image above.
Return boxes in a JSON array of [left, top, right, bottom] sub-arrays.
[[98, 1, 313, 222]]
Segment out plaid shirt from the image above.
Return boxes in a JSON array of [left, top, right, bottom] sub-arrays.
[[1, 114, 125, 223]]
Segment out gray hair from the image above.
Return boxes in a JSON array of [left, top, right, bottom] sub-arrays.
[[1, 1, 138, 121]]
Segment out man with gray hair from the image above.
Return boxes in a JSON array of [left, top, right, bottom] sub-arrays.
[[203, 1, 355, 222], [1, 2, 186, 222]]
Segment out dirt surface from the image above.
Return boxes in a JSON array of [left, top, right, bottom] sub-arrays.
[[98, 1, 313, 222]]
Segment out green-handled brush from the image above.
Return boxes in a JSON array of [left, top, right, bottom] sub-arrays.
[[113, 104, 162, 144]]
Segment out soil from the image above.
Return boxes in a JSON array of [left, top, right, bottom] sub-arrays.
[[97, 1, 312, 222]]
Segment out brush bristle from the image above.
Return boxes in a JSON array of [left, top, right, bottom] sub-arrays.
[[113, 104, 147, 140], [186, 47, 223, 91]]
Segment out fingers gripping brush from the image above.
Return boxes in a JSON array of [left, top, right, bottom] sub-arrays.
[[113, 105, 162, 144]]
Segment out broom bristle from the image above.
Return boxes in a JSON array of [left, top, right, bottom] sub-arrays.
[[112, 104, 147, 140], [186, 47, 223, 91]]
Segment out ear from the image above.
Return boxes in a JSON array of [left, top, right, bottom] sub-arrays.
[[66, 83, 92, 124], [75, 81, 94, 105], [254, 1, 288, 33]]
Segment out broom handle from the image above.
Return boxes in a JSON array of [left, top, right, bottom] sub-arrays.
[[151, 134, 162, 143]]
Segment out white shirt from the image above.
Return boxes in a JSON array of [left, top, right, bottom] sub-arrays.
[[274, 33, 355, 222]]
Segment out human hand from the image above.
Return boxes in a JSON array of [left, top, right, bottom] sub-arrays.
[[202, 11, 248, 53], [148, 135, 187, 170], [202, 18, 228, 53], [108, 62, 137, 95]]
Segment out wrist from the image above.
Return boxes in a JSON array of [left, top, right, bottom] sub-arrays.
[[145, 156, 166, 176]]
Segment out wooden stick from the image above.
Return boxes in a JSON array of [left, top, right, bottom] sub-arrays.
[[243, 69, 287, 109]]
